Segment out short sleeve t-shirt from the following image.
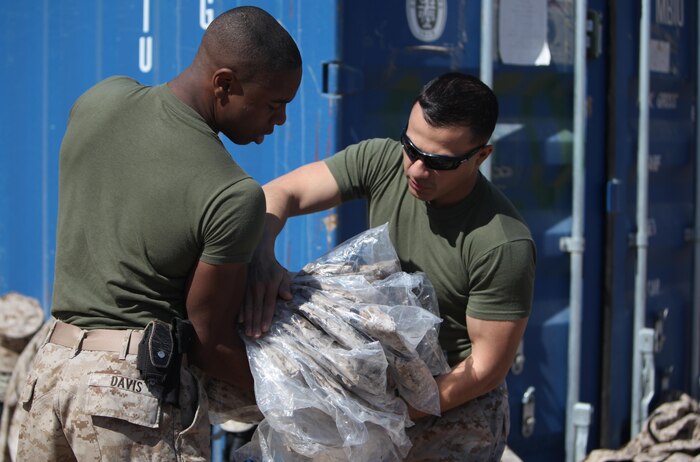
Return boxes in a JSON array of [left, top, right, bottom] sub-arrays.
[[51, 76, 265, 329], [325, 138, 535, 365]]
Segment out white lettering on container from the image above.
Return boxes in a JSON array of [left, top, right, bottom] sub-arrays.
[[655, 0, 684, 26], [648, 154, 662, 172], [656, 92, 678, 109], [647, 278, 661, 297], [200, 0, 215, 30], [139, 0, 153, 73]]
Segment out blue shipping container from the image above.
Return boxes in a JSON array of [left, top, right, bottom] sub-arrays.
[[1, 1, 697, 461]]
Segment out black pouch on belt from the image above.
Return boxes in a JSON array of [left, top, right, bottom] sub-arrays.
[[137, 319, 186, 406], [165, 318, 195, 407]]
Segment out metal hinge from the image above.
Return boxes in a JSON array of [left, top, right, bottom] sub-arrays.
[[586, 10, 603, 59], [521, 386, 536, 438], [606, 178, 621, 214], [511, 340, 525, 375]]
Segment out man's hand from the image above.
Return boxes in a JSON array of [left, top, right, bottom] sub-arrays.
[[241, 161, 343, 338], [427, 317, 528, 416], [241, 245, 292, 338]]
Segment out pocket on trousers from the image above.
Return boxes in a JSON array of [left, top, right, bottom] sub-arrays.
[[84, 372, 161, 428]]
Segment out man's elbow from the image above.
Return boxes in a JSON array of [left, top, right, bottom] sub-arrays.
[[473, 361, 512, 395]]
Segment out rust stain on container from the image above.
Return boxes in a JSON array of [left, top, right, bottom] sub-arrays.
[[323, 212, 338, 249]]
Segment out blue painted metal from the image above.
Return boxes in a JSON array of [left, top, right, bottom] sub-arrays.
[[336, 3, 608, 460], [492, 65, 602, 459], [1, 1, 339, 460], [337, 0, 482, 241], [487, 1, 608, 458], [604, 0, 697, 449], [0, 0, 340, 309], [1, 1, 53, 309], [0, 1, 697, 461]]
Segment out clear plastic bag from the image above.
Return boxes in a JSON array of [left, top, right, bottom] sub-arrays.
[[235, 224, 450, 462]]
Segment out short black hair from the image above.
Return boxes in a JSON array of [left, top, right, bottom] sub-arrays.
[[202, 6, 302, 81], [416, 72, 498, 143]]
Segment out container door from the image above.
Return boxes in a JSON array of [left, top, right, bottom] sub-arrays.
[[336, 0, 482, 241], [0, 0, 340, 308], [603, 0, 697, 449], [489, 1, 607, 459], [338, 2, 607, 460]]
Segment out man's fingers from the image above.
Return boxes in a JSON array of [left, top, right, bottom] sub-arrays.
[[278, 271, 293, 301], [243, 287, 255, 337], [259, 267, 289, 333], [249, 283, 265, 338], [244, 283, 264, 337], [243, 261, 292, 337], [260, 283, 279, 333]]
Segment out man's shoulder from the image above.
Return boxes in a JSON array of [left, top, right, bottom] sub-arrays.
[[479, 179, 531, 233], [87, 76, 141, 95], [460, 180, 534, 257], [357, 137, 401, 154], [328, 137, 398, 158], [325, 137, 402, 194], [74, 76, 144, 112], [228, 175, 264, 197], [105, 75, 145, 88]]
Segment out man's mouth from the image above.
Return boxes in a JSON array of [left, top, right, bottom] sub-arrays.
[[410, 179, 427, 192]]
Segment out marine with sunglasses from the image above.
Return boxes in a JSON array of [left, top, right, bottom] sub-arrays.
[[245, 72, 536, 460]]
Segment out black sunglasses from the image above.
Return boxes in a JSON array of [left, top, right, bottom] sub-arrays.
[[400, 127, 485, 171]]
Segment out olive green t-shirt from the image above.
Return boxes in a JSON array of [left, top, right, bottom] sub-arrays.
[[325, 138, 536, 365], [51, 76, 265, 329]]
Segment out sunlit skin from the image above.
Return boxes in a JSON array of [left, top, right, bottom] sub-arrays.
[[403, 102, 493, 208]]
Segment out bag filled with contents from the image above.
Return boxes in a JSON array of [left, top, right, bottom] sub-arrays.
[[235, 224, 450, 462]]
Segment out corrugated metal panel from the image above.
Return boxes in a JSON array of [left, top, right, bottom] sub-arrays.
[[1, 1, 697, 461], [0, 0, 341, 310], [603, 0, 697, 449]]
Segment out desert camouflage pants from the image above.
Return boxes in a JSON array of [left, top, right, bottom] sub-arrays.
[[16, 329, 210, 461], [405, 382, 509, 462]]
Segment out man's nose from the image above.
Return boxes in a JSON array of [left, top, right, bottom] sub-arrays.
[[408, 158, 431, 177]]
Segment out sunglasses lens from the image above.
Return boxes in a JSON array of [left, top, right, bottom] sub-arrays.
[[404, 144, 458, 170], [426, 157, 454, 170], [426, 156, 459, 170], [401, 129, 466, 171], [403, 142, 419, 162]]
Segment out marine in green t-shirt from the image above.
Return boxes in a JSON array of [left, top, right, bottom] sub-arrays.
[[18, 7, 303, 461], [249, 72, 535, 459], [325, 137, 534, 366], [52, 76, 267, 329]]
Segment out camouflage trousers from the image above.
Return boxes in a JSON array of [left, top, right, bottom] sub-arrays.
[[16, 324, 210, 461], [405, 382, 509, 462]]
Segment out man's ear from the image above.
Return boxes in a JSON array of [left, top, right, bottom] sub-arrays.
[[474, 145, 494, 168], [212, 68, 243, 99]]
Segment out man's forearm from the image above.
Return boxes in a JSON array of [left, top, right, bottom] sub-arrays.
[[189, 333, 254, 390], [409, 318, 528, 420], [408, 355, 506, 420], [435, 356, 505, 412], [262, 161, 343, 231]]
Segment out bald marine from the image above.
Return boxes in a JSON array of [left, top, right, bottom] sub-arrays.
[[169, 5, 303, 145]]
